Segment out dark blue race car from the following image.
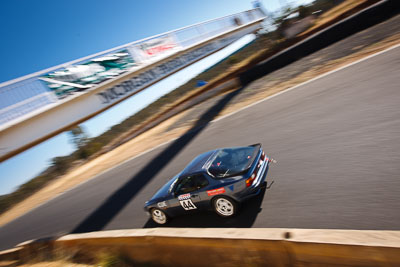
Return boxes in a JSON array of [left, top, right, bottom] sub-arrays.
[[144, 143, 274, 224]]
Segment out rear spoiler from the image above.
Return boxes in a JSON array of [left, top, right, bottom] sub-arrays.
[[249, 143, 262, 147], [244, 144, 262, 171], [250, 143, 277, 164]]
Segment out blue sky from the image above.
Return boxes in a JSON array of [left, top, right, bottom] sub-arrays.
[[0, 0, 312, 195]]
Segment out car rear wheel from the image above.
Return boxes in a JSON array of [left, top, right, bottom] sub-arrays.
[[213, 196, 236, 217], [151, 208, 168, 224]]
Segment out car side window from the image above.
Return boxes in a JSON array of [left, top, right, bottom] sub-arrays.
[[193, 174, 209, 189], [175, 174, 209, 195]]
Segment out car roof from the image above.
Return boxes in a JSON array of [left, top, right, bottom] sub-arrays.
[[179, 144, 261, 178], [180, 149, 218, 177]]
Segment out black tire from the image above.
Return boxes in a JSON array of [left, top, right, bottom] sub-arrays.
[[212, 196, 237, 217], [151, 208, 168, 225]]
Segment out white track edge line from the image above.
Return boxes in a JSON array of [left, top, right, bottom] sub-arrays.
[[212, 42, 400, 123]]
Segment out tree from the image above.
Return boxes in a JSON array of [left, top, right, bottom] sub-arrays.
[[51, 156, 72, 174], [69, 125, 89, 149], [68, 125, 91, 159], [298, 5, 312, 19]]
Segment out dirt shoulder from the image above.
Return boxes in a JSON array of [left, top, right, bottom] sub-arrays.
[[1, 13, 399, 227]]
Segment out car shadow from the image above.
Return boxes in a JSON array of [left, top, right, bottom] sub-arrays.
[[71, 87, 246, 234], [143, 187, 267, 228]]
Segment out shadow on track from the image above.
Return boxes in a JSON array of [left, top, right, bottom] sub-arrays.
[[143, 187, 267, 228], [71, 87, 247, 234]]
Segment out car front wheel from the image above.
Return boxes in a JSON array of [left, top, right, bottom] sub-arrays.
[[151, 208, 168, 224], [213, 196, 237, 217]]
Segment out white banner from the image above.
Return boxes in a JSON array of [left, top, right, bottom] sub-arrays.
[[128, 35, 181, 64]]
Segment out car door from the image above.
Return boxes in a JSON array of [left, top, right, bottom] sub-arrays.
[[168, 174, 209, 216]]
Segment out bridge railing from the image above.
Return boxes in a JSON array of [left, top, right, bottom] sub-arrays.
[[0, 8, 265, 128]]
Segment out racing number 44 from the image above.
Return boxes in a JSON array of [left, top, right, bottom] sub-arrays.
[[179, 199, 197, 210]]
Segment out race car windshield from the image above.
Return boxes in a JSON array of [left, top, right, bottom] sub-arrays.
[[208, 146, 259, 178]]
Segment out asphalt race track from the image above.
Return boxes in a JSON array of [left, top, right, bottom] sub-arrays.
[[1, 45, 399, 251]]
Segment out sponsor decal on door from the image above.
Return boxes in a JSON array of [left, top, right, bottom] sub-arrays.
[[207, 187, 225, 196]]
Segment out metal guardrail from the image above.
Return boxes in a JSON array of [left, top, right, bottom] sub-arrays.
[[0, 8, 265, 127]]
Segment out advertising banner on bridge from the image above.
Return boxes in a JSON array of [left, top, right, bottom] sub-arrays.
[[39, 49, 136, 99], [39, 35, 182, 99], [127, 34, 182, 64]]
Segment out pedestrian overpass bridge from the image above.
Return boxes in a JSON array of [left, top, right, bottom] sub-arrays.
[[0, 8, 265, 162]]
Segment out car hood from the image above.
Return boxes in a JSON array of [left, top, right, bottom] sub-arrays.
[[148, 175, 178, 203]]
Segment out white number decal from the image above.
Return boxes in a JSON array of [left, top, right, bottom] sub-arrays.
[[179, 199, 197, 210]]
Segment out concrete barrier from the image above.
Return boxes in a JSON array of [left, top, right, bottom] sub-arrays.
[[1, 228, 399, 266]]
